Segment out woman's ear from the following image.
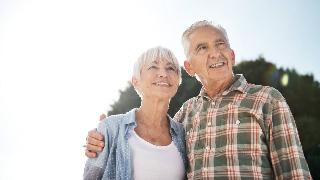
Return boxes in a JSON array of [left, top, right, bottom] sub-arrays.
[[131, 76, 138, 87], [132, 76, 142, 97], [184, 60, 195, 76]]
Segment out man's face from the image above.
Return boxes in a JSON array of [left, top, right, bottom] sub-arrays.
[[184, 26, 235, 86]]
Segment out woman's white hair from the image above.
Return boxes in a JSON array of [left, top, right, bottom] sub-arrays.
[[132, 46, 181, 82], [181, 20, 230, 58]]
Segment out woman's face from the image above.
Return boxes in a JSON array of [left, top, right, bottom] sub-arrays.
[[133, 59, 180, 101]]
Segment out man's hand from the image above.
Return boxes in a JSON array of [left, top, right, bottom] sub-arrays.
[[85, 114, 106, 158]]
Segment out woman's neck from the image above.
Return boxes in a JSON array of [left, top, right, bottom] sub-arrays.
[[136, 98, 169, 127], [134, 98, 172, 146]]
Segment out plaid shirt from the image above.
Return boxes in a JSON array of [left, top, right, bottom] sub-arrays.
[[174, 74, 312, 180]]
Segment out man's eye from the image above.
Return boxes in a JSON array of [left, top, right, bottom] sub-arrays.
[[197, 46, 207, 51], [216, 42, 227, 49], [196, 45, 208, 54]]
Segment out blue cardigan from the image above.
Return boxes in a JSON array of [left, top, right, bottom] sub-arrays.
[[83, 108, 187, 180]]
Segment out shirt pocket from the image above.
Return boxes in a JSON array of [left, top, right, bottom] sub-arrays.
[[215, 103, 268, 157]]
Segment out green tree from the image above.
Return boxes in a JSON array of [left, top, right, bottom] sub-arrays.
[[107, 85, 140, 115]]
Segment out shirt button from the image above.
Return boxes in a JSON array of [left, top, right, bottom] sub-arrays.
[[202, 167, 208, 172], [236, 120, 240, 125], [207, 121, 212, 126], [205, 146, 210, 151]]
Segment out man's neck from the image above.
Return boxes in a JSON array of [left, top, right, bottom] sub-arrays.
[[203, 75, 234, 98]]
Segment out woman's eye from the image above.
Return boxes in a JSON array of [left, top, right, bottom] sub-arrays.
[[148, 66, 157, 70]]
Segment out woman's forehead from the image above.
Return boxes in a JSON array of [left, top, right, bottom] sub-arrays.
[[148, 59, 175, 65]]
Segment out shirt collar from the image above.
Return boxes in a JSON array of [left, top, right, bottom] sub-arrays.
[[198, 74, 248, 98], [123, 108, 179, 136], [223, 74, 247, 95], [123, 108, 137, 125]]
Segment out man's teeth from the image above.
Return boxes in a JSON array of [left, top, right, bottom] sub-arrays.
[[210, 62, 225, 68]]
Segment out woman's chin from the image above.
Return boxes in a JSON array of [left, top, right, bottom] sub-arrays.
[[144, 92, 174, 101]]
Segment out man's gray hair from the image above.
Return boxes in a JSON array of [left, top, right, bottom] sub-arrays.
[[133, 46, 181, 82], [181, 20, 230, 57]]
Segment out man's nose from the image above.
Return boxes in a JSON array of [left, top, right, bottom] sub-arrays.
[[208, 46, 221, 59]]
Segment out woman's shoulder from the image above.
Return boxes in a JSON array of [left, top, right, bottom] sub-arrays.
[[168, 116, 184, 133], [97, 110, 134, 134], [102, 113, 130, 128]]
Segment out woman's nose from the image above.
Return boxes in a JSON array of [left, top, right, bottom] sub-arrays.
[[157, 68, 167, 77]]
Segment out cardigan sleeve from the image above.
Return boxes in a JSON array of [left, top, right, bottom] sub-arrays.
[[83, 120, 109, 180]]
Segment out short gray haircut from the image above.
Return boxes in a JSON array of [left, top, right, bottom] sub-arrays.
[[133, 46, 181, 82], [181, 20, 230, 57]]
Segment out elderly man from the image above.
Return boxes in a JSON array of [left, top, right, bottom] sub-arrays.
[[85, 21, 312, 179]]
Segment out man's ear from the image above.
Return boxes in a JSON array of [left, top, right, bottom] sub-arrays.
[[184, 60, 195, 76], [231, 49, 235, 66]]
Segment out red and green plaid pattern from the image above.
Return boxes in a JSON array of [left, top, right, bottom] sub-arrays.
[[174, 74, 312, 180]]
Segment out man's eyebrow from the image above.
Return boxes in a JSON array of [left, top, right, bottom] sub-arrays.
[[215, 38, 226, 43]]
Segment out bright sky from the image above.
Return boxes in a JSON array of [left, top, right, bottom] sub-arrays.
[[1, 0, 319, 179]]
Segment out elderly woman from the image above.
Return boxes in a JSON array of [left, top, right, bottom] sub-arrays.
[[83, 47, 187, 180]]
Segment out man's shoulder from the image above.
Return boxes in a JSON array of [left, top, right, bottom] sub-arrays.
[[173, 96, 199, 123], [245, 83, 266, 93], [177, 96, 199, 113], [182, 96, 199, 107], [246, 83, 284, 101]]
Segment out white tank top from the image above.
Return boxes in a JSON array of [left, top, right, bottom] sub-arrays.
[[128, 130, 185, 180]]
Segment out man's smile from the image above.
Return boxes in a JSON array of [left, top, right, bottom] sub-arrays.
[[209, 61, 226, 69]]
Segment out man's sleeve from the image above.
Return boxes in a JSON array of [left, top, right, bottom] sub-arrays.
[[173, 100, 190, 124], [268, 93, 312, 179], [83, 120, 109, 180]]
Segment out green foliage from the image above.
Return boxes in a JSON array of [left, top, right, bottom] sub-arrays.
[[234, 57, 320, 151], [107, 57, 320, 178], [168, 68, 201, 116], [107, 84, 141, 116]]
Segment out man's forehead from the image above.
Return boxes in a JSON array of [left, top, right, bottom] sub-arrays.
[[190, 26, 225, 42]]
